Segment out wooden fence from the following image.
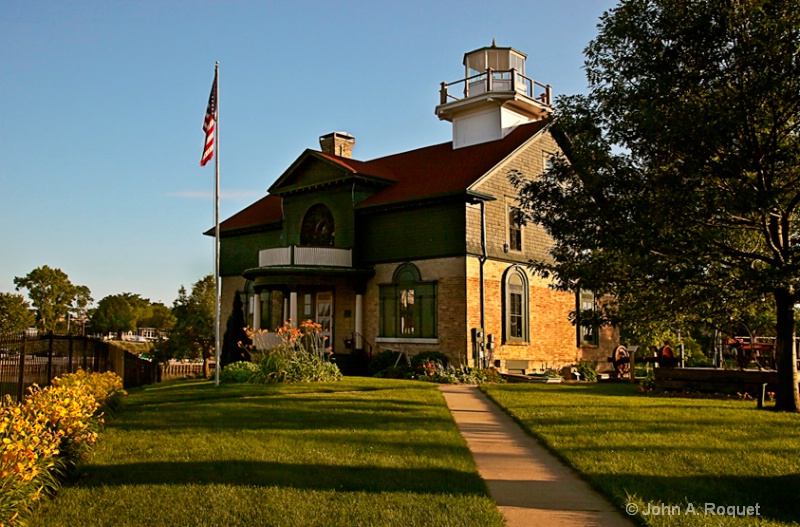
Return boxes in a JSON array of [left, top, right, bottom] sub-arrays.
[[0, 333, 157, 402], [159, 361, 208, 381]]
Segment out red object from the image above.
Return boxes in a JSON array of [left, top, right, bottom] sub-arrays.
[[200, 71, 217, 166]]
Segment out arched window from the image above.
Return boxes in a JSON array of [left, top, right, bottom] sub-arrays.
[[503, 266, 529, 343], [379, 263, 437, 339], [300, 204, 335, 246]]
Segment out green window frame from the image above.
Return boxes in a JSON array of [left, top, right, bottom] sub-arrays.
[[379, 263, 437, 338]]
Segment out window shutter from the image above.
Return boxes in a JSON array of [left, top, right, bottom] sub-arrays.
[[379, 285, 397, 338], [417, 283, 437, 338]]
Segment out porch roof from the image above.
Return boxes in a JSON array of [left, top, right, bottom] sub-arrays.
[[242, 265, 375, 288]]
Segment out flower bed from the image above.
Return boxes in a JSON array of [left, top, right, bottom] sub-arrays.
[[222, 320, 342, 384], [0, 370, 125, 527]]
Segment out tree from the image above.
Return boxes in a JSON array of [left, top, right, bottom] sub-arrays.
[[13, 266, 88, 333], [139, 302, 176, 334], [514, 0, 800, 411], [90, 294, 172, 339], [91, 294, 141, 338], [220, 294, 251, 369], [69, 285, 93, 335], [168, 275, 216, 376], [0, 293, 35, 334]]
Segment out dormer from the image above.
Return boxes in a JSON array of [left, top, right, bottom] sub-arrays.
[[435, 42, 553, 149]]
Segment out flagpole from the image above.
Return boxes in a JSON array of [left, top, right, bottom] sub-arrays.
[[213, 61, 221, 387]]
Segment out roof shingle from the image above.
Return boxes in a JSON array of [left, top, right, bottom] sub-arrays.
[[216, 120, 549, 232]]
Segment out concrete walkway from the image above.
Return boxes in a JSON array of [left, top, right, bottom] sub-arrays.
[[439, 384, 636, 527]]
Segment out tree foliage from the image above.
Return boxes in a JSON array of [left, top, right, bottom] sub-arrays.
[[90, 294, 143, 338], [139, 302, 176, 333], [0, 293, 35, 334], [162, 275, 216, 374], [514, 0, 800, 410], [91, 294, 178, 340], [13, 266, 89, 333]]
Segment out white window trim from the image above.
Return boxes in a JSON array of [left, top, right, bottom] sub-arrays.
[[505, 197, 523, 253]]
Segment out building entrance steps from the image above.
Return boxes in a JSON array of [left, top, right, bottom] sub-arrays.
[[439, 384, 636, 527]]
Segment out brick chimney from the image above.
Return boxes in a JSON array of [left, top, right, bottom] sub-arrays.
[[319, 132, 356, 158]]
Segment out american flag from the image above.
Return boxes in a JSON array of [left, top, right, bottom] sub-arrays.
[[200, 71, 217, 166]]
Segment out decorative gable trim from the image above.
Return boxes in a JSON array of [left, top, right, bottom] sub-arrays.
[[268, 150, 395, 196]]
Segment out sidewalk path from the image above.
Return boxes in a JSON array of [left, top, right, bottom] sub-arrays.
[[440, 384, 636, 527]]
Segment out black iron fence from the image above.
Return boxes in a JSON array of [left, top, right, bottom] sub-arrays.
[[0, 333, 157, 402]]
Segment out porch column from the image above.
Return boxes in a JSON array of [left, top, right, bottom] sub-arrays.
[[289, 291, 298, 328], [355, 294, 363, 349], [252, 291, 261, 331], [283, 297, 288, 324]]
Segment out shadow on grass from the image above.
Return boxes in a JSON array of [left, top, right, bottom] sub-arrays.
[[123, 380, 384, 407], [75, 460, 487, 496], [114, 394, 454, 433], [590, 473, 800, 525]]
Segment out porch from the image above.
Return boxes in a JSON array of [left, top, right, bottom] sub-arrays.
[[242, 247, 374, 356]]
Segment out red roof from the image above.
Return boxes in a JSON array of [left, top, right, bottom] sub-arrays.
[[355, 120, 549, 207], [217, 120, 548, 232], [216, 194, 282, 233]]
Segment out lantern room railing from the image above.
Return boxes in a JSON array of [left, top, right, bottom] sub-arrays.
[[439, 68, 552, 107]]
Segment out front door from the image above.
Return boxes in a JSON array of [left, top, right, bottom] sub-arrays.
[[316, 292, 333, 352]]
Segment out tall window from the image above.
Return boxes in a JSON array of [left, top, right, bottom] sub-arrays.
[[508, 207, 522, 252], [503, 266, 529, 343], [543, 152, 555, 173], [579, 290, 599, 346], [300, 204, 334, 246], [379, 263, 437, 339]]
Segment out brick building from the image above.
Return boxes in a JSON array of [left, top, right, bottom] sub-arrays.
[[211, 44, 617, 372]]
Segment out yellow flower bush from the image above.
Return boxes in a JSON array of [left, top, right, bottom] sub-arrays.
[[51, 369, 126, 412], [0, 371, 124, 527]]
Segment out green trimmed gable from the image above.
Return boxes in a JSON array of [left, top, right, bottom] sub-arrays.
[[270, 154, 351, 195]]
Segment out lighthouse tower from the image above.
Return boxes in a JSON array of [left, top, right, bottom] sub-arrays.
[[435, 42, 553, 149]]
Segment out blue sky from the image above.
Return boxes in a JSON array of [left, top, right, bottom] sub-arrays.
[[2, 0, 616, 307]]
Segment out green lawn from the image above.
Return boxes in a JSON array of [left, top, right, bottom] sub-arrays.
[[31, 378, 504, 527], [483, 382, 800, 527]]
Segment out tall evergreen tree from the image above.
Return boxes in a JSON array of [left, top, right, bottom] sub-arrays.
[[220, 294, 251, 369]]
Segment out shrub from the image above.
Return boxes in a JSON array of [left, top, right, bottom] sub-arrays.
[[575, 361, 598, 382], [247, 320, 342, 384], [470, 367, 506, 384], [1, 371, 122, 527], [686, 347, 713, 367], [51, 369, 127, 413], [220, 361, 260, 383], [1, 394, 64, 526], [410, 351, 449, 370], [253, 347, 342, 383], [368, 350, 410, 377], [415, 360, 506, 385], [639, 370, 656, 390]]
